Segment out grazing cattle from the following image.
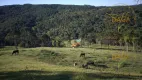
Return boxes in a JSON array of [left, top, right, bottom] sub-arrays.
[[86, 61, 95, 66], [80, 53, 85, 57], [74, 62, 77, 66], [12, 50, 19, 55], [82, 64, 88, 69]]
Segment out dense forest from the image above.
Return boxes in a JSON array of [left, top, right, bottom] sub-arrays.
[[0, 4, 142, 51]]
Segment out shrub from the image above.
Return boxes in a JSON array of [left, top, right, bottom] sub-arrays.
[[118, 60, 127, 69]]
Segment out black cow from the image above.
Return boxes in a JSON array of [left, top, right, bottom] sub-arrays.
[[12, 50, 19, 55], [86, 61, 95, 66], [80, 53, 85, 57], [82, 64, 88, 69]]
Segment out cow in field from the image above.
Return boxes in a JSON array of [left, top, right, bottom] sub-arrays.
[[82, 64, 88, 69], [12, 50, 19, 55], [86, 61, 95, 66], [80, 53, 85, 57]]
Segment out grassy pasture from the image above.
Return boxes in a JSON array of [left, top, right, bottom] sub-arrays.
[[0, 46, 142, 80]]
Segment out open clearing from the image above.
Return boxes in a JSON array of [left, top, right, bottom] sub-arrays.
[[0, 46, 142, 80]]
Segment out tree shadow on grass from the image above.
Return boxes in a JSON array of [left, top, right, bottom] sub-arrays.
[[0, 70, 73, 80], [0, 70, 141, 80]]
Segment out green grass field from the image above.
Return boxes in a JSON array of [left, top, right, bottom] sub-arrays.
[[0, 46, 142, 80]]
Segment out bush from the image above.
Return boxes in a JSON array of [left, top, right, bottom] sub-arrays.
[[118, 60, 127, 69]]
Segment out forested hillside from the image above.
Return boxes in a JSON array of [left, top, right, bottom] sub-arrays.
[[0, 4, 142, 49]]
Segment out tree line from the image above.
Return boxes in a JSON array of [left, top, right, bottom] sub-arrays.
[[0, 4, 142, 51]]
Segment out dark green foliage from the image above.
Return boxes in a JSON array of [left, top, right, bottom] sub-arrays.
[[0, 4, 142, 49]]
